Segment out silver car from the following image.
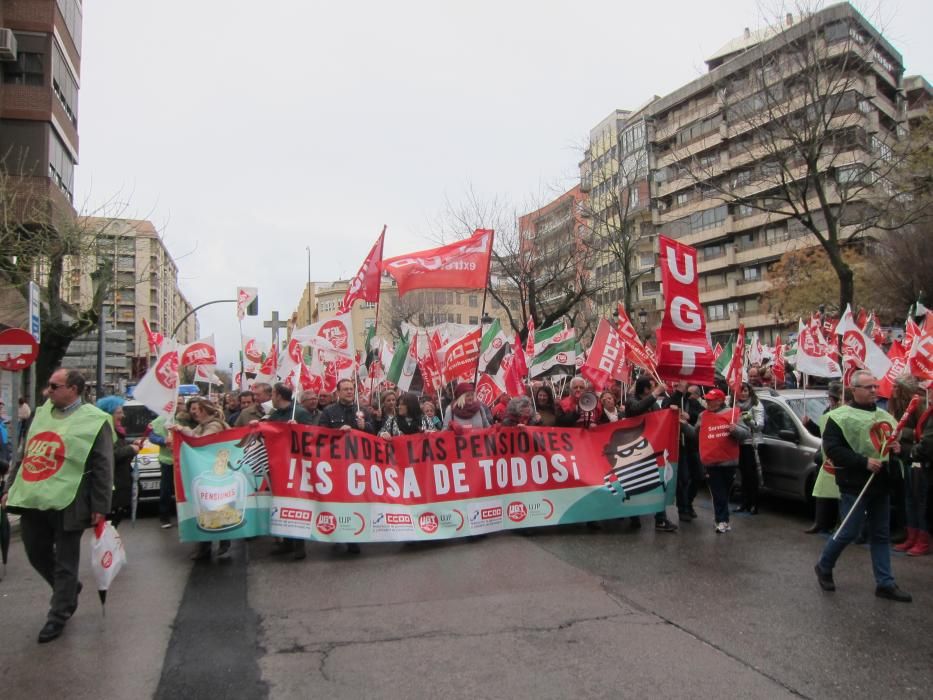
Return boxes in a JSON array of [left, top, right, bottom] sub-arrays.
[[751, 389, 829, 502]]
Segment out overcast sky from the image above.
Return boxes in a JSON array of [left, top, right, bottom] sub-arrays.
[[75, 1, 932, 367]]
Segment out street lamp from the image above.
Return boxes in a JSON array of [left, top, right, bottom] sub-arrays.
[[637, 308, 648, 338], [305, 246, 313, 325]]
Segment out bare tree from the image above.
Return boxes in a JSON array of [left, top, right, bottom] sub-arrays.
[[438, 185, 601, 341], [0, 149, 145, 391], [672, 2, 929, 313], [580, 121, 654, 319]]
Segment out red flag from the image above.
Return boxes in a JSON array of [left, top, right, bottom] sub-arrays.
[[475, 373, 504, 407], [339, 227, 386, 313], [869, 313, 886, 346], [501, 355, 525, 398], [382, 229, 493, 296], [877, 340, 907, 399], [655, 236, 715, 384], [908, 314, 933, 380], [855, 307, 868, 330], [903, 318, 921, 355], [525, 317, 536, 358], [617, 304, 656, 371], [256, 346, 278, 380], [512, 332, 529, 379], [713, 342, 724, 360], [441, 327, 482, 384], [582, 319, 627, 392], [726, 324, 746, 400], [773, 336, 786, 387], [141, 319, 163, 355]]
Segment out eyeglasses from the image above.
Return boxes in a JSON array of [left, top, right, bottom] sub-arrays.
[[852, 384, 878, 390], [47, 382, 62, 390]]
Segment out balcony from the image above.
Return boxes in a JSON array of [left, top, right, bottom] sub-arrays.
[[699, 279, 736, 303], [734, 277, 769, 296]]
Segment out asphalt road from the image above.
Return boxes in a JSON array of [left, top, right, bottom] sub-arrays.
[[1, 498, 931, 699]]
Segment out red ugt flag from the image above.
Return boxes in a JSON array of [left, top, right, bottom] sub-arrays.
[[339, 226, 386, 313], [382, 229, 493, 296]]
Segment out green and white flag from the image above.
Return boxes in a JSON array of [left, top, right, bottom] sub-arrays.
[[529, 336, 577, 377], [397, 331, 421, 392], [479, 318, 509, 373], [909, 297, 929, 318], [715, 337, 735, 376], [385, 333, 410, 385], [531, 322, 571, 357]]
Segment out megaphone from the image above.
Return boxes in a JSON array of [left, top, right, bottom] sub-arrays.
[[578, 391, 598, 412]]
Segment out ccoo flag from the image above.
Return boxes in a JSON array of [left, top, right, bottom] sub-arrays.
[[382, 229, 493, 296]]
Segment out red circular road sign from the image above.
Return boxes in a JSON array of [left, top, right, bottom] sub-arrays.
[[0, 328, 40, 371]]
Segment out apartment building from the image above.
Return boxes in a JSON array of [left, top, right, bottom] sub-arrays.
[[63, 217, 198, 385], [290, 275, 520, 352], [579, 104, 658, 330], [517, 185, 593, 324], [644, 3, 907, 344], [1, 0, 82, 332]]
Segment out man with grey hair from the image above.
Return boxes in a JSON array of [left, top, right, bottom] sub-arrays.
[[814, 370, 911, 602]]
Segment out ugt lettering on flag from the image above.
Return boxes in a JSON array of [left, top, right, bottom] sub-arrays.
[[382, 229, 493, 296]]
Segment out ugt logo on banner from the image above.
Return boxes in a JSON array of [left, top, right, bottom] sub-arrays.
[[655, 236, 715, 384]]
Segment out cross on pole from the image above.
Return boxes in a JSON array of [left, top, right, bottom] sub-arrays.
[[264, 310, 286, 351]]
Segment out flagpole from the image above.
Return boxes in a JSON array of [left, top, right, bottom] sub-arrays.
[[369, 294, 383, 403], [472, 286, 492, 387]]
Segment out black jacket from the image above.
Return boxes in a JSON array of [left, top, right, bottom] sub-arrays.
[[822, 403, 890, 495], [319, 401, 375, 433]]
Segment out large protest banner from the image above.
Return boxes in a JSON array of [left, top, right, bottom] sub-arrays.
[[174, 409, 680, 544]]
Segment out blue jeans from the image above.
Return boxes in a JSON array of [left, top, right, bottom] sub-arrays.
[[904, 465, 930, 532], [707, 467, 735, 524], [818, 489, 895, 588]]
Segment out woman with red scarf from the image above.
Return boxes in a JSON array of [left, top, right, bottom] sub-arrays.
[[443, 383, 490, 430]]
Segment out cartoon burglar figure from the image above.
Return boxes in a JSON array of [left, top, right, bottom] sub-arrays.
[[602, 421, 674, 500]]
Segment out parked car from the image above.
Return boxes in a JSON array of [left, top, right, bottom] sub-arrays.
[[121, 400, 162, 503], [739, 389, 829, 503]]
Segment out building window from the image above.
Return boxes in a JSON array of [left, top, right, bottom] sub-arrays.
[[702, 243, 726, 260], [56, 0, 84, 51], [48, 131, 75, 202], [469, 295, 478, 308], [629, 187, 639, 208], [734, 203, 755, 218], [742, 266, 761, 281], [690, 205, 727, 233], [642, 280, 661, 296], [434, 292, 446, 304], [469, 316, 478, 325], [1, 51, 44, 86], [52, 43, 78, 125], [707, 304, 727, 321], [763, 224, 789, 244], [639, 253, 655, 268]]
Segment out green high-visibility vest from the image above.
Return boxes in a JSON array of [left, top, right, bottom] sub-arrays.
[[7, 401, 110, 511], [825, 405, 897, 460], [150, 416, 173, 465]]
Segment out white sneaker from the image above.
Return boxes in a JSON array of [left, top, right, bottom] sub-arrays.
[[724, 522, 732, 532], [160, 521, 173, 529], [715, 522, 729, 534]]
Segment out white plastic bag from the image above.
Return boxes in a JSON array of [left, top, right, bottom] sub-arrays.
[[90, 520, 127, 598]]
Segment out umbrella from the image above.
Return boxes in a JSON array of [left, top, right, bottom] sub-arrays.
[[90, 520, 126, 615]]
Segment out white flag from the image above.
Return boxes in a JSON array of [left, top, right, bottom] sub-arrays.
[[134, 339, 180, 418], [835, 304, 892, 380], [793, 321, 841, 378]]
